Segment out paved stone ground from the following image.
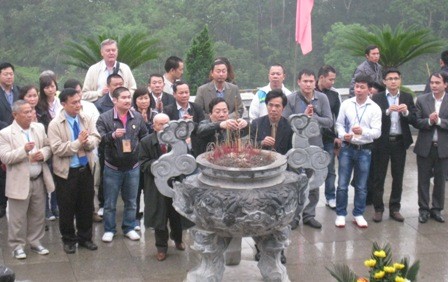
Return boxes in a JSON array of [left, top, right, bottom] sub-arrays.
[[1, 149, 448, 281]]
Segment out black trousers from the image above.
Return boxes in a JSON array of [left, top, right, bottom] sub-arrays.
[[372, 139, 407, 212], [155, 197, 183, 253], [55, 166, 94, 244], [417, 145, 448, 214], [0, 169, 7, 208]]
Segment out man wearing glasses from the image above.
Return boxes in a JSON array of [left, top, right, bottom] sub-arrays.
[[371, 68, 416, 223]]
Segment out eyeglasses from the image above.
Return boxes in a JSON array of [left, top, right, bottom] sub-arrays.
[[385, 77, 401, 81]]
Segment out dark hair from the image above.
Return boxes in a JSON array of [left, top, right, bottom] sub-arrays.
[[208, 97, 228, 113], [270, 63, 286, 74], [132, 87, 152, 109], [210, 60, 228, 72], [19, 85, 38, 100], [37, 76, 58, 113], [164, 56, 183, 72], [0, 62, 14, 73], [368, 81, 384, 92], [317, 65, 337, 78], [107, 73, 123, 85], [365, 45, 379, 55], [215, 57, 235, 83], [59, 88, 79, 103], [382, 68, 401, 79], [173, 80, 188, 93], [64, 79, 82, 89], [297, 69, 316, 81], [112, 86, 130, 99], [148, 73, 164, 84], [441, 50, 448, 66], [265, 89, 287, 107], [431, 71, 448, 84], [354, 74, 373, 85]]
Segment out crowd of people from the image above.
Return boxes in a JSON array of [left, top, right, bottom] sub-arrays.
[[0, 39, 447, 265]]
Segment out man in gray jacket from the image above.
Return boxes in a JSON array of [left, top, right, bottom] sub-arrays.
[[348, 45, 384, 97], [283, 69, 333, 229]]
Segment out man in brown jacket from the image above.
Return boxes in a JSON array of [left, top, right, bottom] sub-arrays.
[[48, 88, 100, 254]]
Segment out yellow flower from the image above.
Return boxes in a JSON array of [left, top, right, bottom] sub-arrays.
[[393, 263, 405, 270], [374, 250, 387, 258], [357, 278, 369, 282], [384, 266, 396, 273], [364, 259, 377, 268], [374, 271, 385, 279], [395, 276, 405, 282]]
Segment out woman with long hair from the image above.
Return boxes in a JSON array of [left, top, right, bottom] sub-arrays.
[[19, 85, 39, 122], [36, 75, 61, 221]]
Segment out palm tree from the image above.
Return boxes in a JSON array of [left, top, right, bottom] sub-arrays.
[[63, 32, 160, 70], [337, 24, 446, 68]]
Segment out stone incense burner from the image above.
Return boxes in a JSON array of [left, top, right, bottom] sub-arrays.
[[151, 115, 329, 282]]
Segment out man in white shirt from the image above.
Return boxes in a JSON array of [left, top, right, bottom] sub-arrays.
[[335, 75, 382, 228], [249, 64, 291, 120], [162, 56, 184, 95], [82, 39, 136, 102]]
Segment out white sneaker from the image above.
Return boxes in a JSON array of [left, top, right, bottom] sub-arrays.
[[326, 199, 336, 209], [125, 230, 141, 241], [335, 216, 346, 227], [353, 215, 368, 228], [134, 225, 141, 231], [97, 208, 104, 217], [102, 232, 114, 242]]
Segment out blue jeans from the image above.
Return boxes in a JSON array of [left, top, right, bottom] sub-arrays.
[[323, 142, 336, 201], [336, 145, 371, 216], [103, 166, 139, 234]]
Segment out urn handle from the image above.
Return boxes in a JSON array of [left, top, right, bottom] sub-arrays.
[[151, 120, 197, 198]]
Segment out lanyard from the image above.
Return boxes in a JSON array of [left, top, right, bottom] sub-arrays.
[[354, 103, 368, 125]]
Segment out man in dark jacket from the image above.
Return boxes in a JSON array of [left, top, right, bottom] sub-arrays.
[[96, 87, 147, 243], [163, 81, 205, 157], [139, 113, 186, 261], [371, 68, 416, 223]]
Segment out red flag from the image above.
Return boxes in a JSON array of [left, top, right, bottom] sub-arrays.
[[295, 0, 314, 55]]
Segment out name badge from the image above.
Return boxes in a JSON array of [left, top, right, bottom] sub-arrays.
[[122, 139, 132, 153]]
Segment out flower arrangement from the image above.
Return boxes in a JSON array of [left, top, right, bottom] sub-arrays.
[[327, 242, 420, 282]]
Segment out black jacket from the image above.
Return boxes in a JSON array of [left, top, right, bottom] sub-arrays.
[[0, 85, 20, 125], [250, 115, 292, 155], [96, 108, 148, 170], [163, 102, 205, 157], [371, 91, 416, 150]]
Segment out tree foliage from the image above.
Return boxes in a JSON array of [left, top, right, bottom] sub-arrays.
[[63, 32, 160, 70], [337, 24, 446, 68], [185, 26, 215, 95]]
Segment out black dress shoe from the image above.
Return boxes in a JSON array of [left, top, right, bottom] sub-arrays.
[[79, 241, 98, 251], [304, 218, 322, 229], [430, 213, 445, 223], [290, 219, 299, 230], [418, 213, 429, 223], [63, 243, 76, 254]]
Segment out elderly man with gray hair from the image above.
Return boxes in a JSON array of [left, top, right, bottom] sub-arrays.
[[82, 39, 137, 102], [0, 100, 54, 259]]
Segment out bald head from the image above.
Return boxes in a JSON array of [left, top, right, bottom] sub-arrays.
[[153, 113, 170, 132]]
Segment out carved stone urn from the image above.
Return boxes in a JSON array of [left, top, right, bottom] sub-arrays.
[[151, 114, 329, 282]]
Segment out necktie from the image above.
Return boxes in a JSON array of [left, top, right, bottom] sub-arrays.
[[271, 123, 277, 139], [73, 120, 88, 166]]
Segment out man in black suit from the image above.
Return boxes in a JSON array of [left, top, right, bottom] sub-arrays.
[[414, 71, 448, 224], [0, 62, 20, 217], [163, 81, 205, 157], [148, 74, 176, 114], [371, 68, 416, 223], [94, 74, 123, 114], [250, 89, 292, 155]]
